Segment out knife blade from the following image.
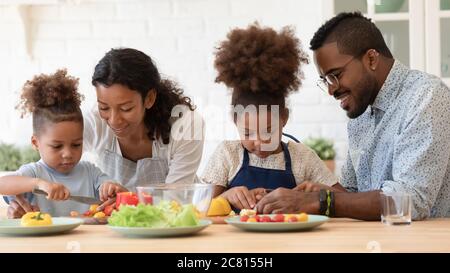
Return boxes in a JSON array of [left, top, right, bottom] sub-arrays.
[[32, 188, 102, 205]]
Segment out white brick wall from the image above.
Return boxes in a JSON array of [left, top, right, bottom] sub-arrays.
[[0, 0, 349, 176]]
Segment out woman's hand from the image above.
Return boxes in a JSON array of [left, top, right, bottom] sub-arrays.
[[37, 179, 70, 201], [7, 194, 40, 219], [99, 181, 128, 202], [96, 182, 128, 211]]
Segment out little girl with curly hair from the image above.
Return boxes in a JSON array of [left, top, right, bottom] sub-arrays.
[[0, 69, 127, 217], [202, 24, 338, 212]]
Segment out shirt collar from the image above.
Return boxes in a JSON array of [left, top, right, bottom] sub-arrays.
[[39, 159, 72, 176], [372, 60, 408, 113]]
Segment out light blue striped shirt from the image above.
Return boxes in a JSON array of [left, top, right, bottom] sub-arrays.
[[341, 61, 450, 220]]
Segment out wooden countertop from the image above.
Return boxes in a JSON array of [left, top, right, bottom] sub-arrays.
[[1, 206, 450, 253]]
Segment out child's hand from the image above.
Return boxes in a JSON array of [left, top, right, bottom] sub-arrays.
[[250, 188, 268, 202], [99, 181, 127, 202], [37, 179, 70, 201], [221, 186, 256, 210], [294, 181, 336, 193]]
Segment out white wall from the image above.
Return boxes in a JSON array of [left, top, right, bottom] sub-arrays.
[[0, 0, 348, 175]]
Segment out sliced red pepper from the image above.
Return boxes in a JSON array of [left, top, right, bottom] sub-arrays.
[[116, 192, 139, 209], [140, 193, 153, 205]]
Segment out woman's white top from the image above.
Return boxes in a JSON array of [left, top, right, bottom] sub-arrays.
[[82, 105, 205, 189]]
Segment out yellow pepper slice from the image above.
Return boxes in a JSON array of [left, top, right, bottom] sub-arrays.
[[21, 212, 53, 227], [93, 211, 106, 218]]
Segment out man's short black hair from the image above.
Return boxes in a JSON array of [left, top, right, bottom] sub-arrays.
[[310, 12, 393, 58]]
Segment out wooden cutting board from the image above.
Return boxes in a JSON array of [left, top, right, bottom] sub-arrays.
[[72, 216, 109, 225]]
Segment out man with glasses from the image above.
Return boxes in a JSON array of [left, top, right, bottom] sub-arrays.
[[256, 12, 450, 221]]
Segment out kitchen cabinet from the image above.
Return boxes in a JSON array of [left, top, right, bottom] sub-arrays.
[[323, 0, 450, 86]]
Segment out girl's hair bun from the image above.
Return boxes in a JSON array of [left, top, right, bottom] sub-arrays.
[[214, 22, 309, 97]]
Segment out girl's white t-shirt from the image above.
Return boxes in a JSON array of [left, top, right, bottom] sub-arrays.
[[201, 140, 338, 187]]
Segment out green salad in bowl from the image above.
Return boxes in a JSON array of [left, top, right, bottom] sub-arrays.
[[108, 201, 200, 228]]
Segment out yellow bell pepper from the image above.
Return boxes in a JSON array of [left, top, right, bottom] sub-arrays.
[[93, 211, 106, 218], [207, 197, 232, 217], [21, 212, 53, 227], [89, 204, 99, 212], [170, 200, 181, 213]]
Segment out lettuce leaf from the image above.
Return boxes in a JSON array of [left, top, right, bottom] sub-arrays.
[[171, 204, 199, 227]]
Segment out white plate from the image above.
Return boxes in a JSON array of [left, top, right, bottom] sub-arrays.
[[0, 217, 83, 236], [108, 219, 212, 237], [225, 215, 329, 232]]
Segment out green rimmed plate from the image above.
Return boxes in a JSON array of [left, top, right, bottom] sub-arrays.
[[225, 215, 329, 232], [108, 219, 212, 237], [0, 217, 83, 236]]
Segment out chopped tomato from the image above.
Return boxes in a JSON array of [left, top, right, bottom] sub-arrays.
[[240, 215, 250, 222], [260, 216, 272, 222], [83, 210, 93, 217], [272, 214, 285, 222], [287, 216, 298, 222]]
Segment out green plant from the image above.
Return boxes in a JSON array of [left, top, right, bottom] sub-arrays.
[[375, 0, 405, 13], [304, 137, 336, 161], [0, 143, 40, 171]]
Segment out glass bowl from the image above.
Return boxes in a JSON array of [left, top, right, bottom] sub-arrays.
[[136, 183, 213, 217]]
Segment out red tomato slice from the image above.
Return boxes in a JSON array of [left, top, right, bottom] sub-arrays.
[[83, 210, 93, 217], [272, 214, 285, 222], [240, 215, 250, 222]]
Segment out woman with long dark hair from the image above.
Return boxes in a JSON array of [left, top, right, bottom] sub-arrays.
[[85, 48, 204, 191]]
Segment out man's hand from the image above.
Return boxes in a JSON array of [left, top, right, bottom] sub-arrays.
[[255, 188, 320, 214]]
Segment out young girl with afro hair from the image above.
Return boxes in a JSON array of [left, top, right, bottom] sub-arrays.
[[202, 23, 338, 212], [0, 69, 127, 217]]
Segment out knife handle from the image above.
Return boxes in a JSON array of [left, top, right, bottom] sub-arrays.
[[32, 188, 48, 196]]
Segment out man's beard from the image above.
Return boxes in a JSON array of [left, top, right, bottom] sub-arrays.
[[347, 74, 378, 119]]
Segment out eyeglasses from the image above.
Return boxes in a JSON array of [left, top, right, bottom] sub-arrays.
[[316, 57, 357, 93]]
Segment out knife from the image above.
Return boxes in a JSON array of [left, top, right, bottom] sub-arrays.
[[32, 188, 102, 205]]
